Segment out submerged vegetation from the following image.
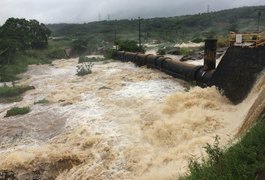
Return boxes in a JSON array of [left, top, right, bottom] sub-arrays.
[[78, 56, 105, 63], [181, 113, 265, 180], [76, 62, 94, 76], [0, 85, 35, 103], [34, 99, 49, 105], [0, 85, 35, 98], [5, 107, 30, 117]]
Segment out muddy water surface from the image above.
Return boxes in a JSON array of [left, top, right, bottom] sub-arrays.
[[0, 58, 264, 179]]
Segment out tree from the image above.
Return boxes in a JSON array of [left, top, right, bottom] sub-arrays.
[[0, 18, 51, 50], [72, 39, 88, 53], [0, 18, 51, 65], [28, 20, 51, 49]]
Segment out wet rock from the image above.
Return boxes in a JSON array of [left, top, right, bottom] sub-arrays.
[[180, 47, 227, 61], [180, 52, 204, 61]]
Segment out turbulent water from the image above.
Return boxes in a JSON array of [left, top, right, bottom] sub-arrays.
[[0, 58, 264, 179]]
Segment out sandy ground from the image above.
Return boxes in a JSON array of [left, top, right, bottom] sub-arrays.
[[0, 58, 264, 179]]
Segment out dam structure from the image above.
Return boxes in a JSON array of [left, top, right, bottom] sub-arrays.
[[114, 34, 265, 104]]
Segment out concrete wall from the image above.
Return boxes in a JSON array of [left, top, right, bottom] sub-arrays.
[[211, 46, 265, 104]]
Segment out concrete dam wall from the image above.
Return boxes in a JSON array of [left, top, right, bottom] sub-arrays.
[[211, 46, 265, 104]]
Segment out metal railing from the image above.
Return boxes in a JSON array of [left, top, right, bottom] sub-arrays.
[[229, 31, 265, 48]]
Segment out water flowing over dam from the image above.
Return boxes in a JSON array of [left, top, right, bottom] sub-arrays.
[[0, 56, 265, 179]]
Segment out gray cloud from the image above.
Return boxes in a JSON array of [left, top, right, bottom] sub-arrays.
[[0, 0, 264, 24]]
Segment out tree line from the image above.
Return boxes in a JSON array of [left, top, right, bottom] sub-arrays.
[[47, 6, 265, 45], [0, 18, 51, 65]]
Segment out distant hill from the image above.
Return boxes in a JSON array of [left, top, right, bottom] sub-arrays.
[[47, 6, 265, 45]]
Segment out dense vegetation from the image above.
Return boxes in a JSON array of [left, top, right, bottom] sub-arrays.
[[181, 113, 265, 180], [48, 6, 265, 47], [0, 18, 51, 64], [0, 18, 68, 82]]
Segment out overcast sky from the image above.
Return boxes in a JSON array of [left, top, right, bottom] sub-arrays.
[[0, 0, 264, 24]]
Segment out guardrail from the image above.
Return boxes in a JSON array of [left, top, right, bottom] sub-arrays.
[[229, 31, 265, 48]]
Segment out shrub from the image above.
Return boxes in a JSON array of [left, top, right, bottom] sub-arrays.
[[0, 85, 35, 103], [117, 40, 145, 53], [104, 49, 117, 59], [192, 37, 204, 43], [157, 48, 166, 55], [76, 62, 93, 76], [47, 49, 67, 60], [79, 56, 91, 63], [180, 48, 190, 55], [5, 107, 30, 117], [217, 36, 229, 48], [72, 39, 88, 53], [0, 85, 35, 98]]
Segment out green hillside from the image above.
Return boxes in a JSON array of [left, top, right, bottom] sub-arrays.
[[47, 5, 265, 45]]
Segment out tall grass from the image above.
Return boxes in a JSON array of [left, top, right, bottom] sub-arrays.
[[0, 85, 35, 103], [0, 40, 70, 82], [0, 86, 34, 98]]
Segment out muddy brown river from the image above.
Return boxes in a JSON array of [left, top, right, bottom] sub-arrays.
[[0, 57, 264, 179]]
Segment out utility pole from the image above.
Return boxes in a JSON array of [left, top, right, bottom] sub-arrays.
[[107, 14, 110, 21], [114, 30, 117, 50], [207, 4, 210, 13], [138, 17, 142, 48], [258, 11, 261, 32]]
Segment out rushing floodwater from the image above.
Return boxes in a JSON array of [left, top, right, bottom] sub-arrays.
[[0, 58, 264, 179]]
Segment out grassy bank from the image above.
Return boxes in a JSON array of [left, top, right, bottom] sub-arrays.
[[181, 113, 265, 180], [0, 85, 35, 103], [0, 40, 70, 82]]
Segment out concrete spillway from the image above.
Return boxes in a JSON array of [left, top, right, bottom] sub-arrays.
[[114, 45, 265, 104]]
